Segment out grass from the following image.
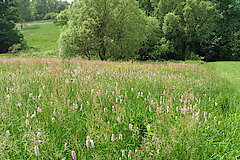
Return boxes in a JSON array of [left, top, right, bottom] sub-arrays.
[[208, 62, 240, 90], [21, 21, 60, 53], [0, 58, 239, 159]]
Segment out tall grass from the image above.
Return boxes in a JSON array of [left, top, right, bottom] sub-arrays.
[[0, 58, 239, 159]]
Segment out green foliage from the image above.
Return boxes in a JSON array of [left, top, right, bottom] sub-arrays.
[[150, 0, 217, 60], [16, 0, 32, 23], [59, 0, 149, 61], [31, 0, 69, 21], [205, 0, 240, 61], [230, 31, 240, 60], [56, 9, 69, 26], [152, 37, 174, 60], [44, 12, 58, 23], [137, 0, 154, 15], [0, 0, 25, 53]]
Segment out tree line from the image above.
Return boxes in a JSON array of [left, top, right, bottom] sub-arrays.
[[16, 0, 69, 22], [1, 0, 240, 61]]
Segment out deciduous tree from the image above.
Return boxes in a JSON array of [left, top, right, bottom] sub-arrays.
[[59, 0, 149, 61]]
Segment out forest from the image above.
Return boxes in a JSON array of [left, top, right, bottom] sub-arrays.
[[1, 0, 240, 61]]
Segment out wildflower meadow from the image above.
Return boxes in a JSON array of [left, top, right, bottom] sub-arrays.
[[0, 58, 239, 159]]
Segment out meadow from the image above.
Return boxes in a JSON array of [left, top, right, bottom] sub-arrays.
[[0, 22, 239, 159], [0, 58, 239, 159], [21, 22, 60, 52]]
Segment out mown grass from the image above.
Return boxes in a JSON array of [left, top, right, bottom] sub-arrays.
[[0, 58, 239, 159], [21, 22, 60, 52], [208, 62, 240, 90]]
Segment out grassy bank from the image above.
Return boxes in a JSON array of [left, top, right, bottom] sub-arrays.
[[0, 58, 239, 159], [21, 22, 60, 51]]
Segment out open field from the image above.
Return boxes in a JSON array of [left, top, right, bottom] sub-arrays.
[[21, 22, 60, 52], [0, 58, 239, 159], [208, 62, 240, 90]]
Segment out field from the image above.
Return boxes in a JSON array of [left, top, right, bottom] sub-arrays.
[[0, 22, 239, 159], [21, 22, 60, 52], [0, 58, 239, 159]]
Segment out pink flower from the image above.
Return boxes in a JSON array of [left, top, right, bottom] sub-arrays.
[[31, 112, 36, 119], [17, 103, 22, 107], [52, 117, 55, 123], [104, 108, 108, 113], [71, 151, 76, 160], [34, 146, 39, 156], [119, 133, 123, 140], [112, 106, 115, 112], [53, 109, 57, 116], [117, 117, 121, 124], [26, 111, 29, 117], [86, 140, 89, 148], [111, 134, 115, 142], [64, 143, 68, 150], [73, 104, 78, 109], [122, 150, 125, 158], [86, 136, 94, 148], [137, 92, 141, 97], [89, 140, 94, 147], [37, 107, 42, 113], [129, 124, 133, 131], [25, 119, 29, 126], [37, 132, 41, 138], [128, 150, 132, 158], [6, 130, 10, 136]]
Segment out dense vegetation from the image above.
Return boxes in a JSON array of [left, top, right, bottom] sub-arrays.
[[58, 0, 240, 61], [0, 59, 239, 159], [1, 0, 240, 59], [0, 0, 25, 53]]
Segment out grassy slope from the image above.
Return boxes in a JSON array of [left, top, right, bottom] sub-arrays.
[[209, 62, 240, 90], [21, 22, 60, 52]]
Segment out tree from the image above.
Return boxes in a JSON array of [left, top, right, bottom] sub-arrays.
[[16, 0, 32, 27], [0, 0, 24, 53], [207, 0, 240, 61], [31, 0, 69, 20], [59, 0, 149, 61], [183, 0, 216, 58], [151, 0, 216, 60], [137, 0, 154, 15], [162, 12, 185, 60]]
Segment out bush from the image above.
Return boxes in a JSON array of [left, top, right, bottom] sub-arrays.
[[185, 51, 203, 61]]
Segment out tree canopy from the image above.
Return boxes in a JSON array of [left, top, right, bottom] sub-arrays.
[[59, 0, 153, 61], [0, 0, 24, 53], [58, 0, 240, 61]]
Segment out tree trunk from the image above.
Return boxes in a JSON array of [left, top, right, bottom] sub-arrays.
[[99, 41, 106, 61]]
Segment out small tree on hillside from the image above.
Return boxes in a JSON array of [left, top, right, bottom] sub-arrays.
[[59, 0, 149, 61]]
